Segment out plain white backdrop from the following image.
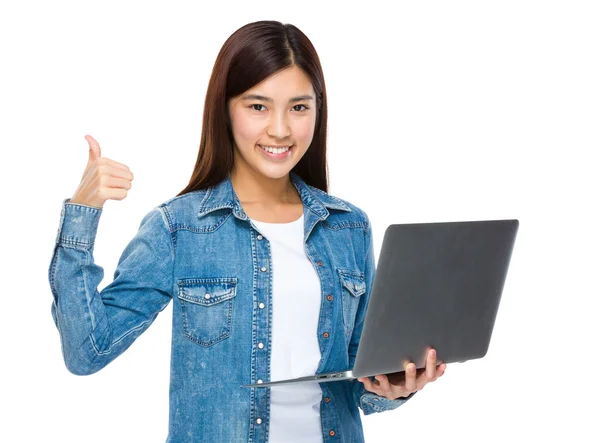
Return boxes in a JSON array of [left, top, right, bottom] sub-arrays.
[[1, 1, 598, 441]]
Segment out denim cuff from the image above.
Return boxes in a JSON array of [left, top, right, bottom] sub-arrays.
[[55, 198, 103, 248], [360, 389, 416, 414]]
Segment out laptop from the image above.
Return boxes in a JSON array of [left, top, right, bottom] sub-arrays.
[[242, 219, 519, 388]]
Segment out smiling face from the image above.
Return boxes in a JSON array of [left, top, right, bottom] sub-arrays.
[[227, 65, 317, 181]]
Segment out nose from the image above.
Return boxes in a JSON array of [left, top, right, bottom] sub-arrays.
[[266, 110, 291, 140]]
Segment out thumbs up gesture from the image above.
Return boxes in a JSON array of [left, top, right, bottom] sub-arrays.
[[69, 135, 135, 209]]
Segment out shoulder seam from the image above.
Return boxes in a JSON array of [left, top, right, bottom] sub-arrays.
[[156, 206, 176, 265]]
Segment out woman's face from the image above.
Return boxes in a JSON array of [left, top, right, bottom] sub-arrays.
[[227, 65, 317, 181]]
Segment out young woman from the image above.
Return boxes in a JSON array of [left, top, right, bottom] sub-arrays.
[[49, 20, 446, 442]]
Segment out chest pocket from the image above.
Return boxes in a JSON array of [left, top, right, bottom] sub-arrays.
[[337, 270, 366, 338], [177, 277, 238, 347]]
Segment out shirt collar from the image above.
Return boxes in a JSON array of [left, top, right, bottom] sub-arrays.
[[197, 170, 351, 221]]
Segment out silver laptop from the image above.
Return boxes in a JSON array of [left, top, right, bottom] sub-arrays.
[[242, 219, 519, 388]]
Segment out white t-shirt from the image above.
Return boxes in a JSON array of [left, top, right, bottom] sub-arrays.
[[249, 213, 324, 443]]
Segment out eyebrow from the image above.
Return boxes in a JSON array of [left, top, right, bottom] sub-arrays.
[[241, 94, 315, 104]]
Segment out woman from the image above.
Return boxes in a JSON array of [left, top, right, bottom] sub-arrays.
[[49, 20, 446, 442]]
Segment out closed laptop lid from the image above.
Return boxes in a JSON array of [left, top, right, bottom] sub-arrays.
[[352, 219, 519, 378]]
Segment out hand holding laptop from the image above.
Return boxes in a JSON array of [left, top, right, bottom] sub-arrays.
[[242, 220, 518, 390], [358, 348, 447, 400]]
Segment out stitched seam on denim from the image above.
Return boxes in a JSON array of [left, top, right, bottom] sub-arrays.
[[306, 184, 352, 211], [160, 204, 178, 290], [158, 205, 176, 264], [112, 318, 152, 346], [49, 244, 60, 300], [360, 393, 378, 413], [339, 275, 366, 291], [178, 289, 235, 305], [81, 250, 98, 331], [183, 330, 230, 347], [337, 269, 365, 339], [178, 277, 238, 285], [265, 234, 273, 438], [307, 240, 336, 369], [198, 186, 212, 210], [178, 301, 233, 346], [290, 174, 328, 218], [54, 299, 67, 366], [173, 212, 232, 233], [90, 318, 153, 355], [59, 238, 93, 249], [64, 202, 103, 212], [322, 220, 368, 231], [327, 384, 344, 441], [337, 268, 366, 279], [177, 279, 236, 347], [249, 225, 258, 443], [198, 203, 235, 215], [290, 172, 351, 213], [161, 188, 205, 207]]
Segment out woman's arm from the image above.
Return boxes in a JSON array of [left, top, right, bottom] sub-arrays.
[[48, 198, 174, 375]]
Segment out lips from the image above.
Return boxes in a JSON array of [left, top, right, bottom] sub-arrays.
[[257, 144, 294, 160]]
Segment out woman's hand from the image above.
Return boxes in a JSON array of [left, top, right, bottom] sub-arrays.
[[357, 349, 446, 400], [69, 135, 135, 209]]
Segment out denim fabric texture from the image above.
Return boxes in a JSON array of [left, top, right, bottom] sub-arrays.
[[49, 170, 412, 442]]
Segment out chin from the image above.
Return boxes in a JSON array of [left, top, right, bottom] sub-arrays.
[[255, 166, 294, 180]]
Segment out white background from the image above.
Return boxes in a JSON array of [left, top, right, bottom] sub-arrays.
[[1, 1, 598, 442]]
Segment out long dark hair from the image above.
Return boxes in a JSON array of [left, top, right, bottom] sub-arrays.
[[176, 20, 329, 197]]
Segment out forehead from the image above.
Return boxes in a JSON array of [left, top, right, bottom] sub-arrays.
[[235, 66, 315, 104]]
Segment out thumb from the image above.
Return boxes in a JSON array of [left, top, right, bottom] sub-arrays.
[[85, 134, 101, 163]]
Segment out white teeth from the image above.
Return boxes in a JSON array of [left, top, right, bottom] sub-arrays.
[[259, 145, 291, 154]]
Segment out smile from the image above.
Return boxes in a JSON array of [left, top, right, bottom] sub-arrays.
[[257, 144, 294, 160]]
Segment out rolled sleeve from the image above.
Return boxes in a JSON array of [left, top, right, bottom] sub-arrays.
[[55, 198, 103, 249], [356, 384, 416, 415]]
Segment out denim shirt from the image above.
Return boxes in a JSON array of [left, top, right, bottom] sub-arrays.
[[49, 170, 411, 442]]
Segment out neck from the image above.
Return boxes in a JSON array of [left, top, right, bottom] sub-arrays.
[[230, 165, 300, 205]]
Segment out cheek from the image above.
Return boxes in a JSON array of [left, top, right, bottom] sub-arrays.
[[230, 110, 260, 141], [234, 122, 259, 142], [294, 118, 316, 142]]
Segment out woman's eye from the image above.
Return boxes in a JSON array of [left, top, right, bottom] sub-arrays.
[[250, 104, 309, 112]]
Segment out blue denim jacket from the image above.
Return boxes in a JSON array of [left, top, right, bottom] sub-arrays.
[[49, 171, 411, 442]]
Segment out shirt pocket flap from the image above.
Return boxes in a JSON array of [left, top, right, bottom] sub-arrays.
[[339, 272, 366, 297], [177, 280, 237, 306]]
